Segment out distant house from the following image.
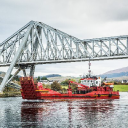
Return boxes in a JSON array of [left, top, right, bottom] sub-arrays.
[[39, 80, 60, 85], [122, 80, 128, 83], [39, 80, 52, 85]]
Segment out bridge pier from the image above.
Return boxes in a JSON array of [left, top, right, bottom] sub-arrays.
[[22, 69, 27, 77], [0, 24, 32, 93], [30, 65, 35, 78], [0, 64, 36, 93], [6, 68, 21, 86]]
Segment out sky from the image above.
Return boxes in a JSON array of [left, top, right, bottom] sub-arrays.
[[1, 0, 128, 77]]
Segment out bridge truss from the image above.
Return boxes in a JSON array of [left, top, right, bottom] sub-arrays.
[[0, 20, 128, 92]]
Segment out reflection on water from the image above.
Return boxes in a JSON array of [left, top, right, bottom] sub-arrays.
[[0, 92, 128, 128], [21, 102, 44, 127]]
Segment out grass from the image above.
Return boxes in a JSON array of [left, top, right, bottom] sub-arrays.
[[61, 85, 68, 89], [114, 85, 128, 92]]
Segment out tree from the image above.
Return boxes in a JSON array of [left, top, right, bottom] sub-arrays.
[[14, 76, 19, 81], [41, 77, 47, 80], [78, 79, 81, 83], [37, 76, 41, 81], [71, 84, 78, 93], [9, 75, 19, 81], [51, 81, 62, 91], [43, 83, 51, 89], [61, 79, 76, 86], [37, 76, 48, 81]]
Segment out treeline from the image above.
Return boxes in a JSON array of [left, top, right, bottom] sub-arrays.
[[37, 76, 48, 80], [114, 82, 128, 85]]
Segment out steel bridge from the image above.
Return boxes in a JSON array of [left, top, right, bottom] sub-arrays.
[[0, 20, 128, 92]]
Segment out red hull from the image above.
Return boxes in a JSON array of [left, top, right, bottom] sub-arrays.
[[20, 77, 120, 100], [21, 93, 120, 100]]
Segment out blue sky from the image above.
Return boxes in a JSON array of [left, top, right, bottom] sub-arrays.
[[1, 0, 128, 77]]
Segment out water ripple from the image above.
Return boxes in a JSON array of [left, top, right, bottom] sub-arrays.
[[0, 92, 128, 128]]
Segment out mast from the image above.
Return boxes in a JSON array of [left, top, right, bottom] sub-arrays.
[[88, 58, 91, 78]]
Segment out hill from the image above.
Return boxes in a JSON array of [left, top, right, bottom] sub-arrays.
[[48, 76, 80, 82], [100, 66, 128, 78], [40, 74, 61, 78], [102, 66, 128, 74], [1, 66, 128, 80]]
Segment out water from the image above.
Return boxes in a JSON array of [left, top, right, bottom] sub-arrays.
[[0, 92, 128, 128]]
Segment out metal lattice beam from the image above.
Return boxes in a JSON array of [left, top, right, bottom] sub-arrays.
[[1, 20, 128, 92], [1, 21, 128, 67]]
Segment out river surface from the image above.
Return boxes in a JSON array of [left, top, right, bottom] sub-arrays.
[[0, 92, 128, 128]]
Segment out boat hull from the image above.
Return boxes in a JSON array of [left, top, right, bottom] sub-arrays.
[[20, 77, 120, 100], [35, 95, 120, 100]]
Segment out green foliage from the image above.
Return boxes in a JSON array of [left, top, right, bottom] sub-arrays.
[[9, 75, 19, 81], [114, 82, 118, 85], [37, 76, 41, 81], [61, 79, 76, 86], [62, 88, 67, 93], [60, 79, 78, 93], [113, 82, 128, 85], [3, 86, 20, 92], [51, 81, 62, 91], [70, 84, 78, 92], [61, 79, 69, 85], [70, 79, 76, 82], [41, 77, 47, 80], [37, 76, 47, 81], [78, 79, 81, 83], [14, 76, 19, 81], [43, 84, 51, 89], [69, 81, 78, 93], [119, 82, 128, 85], [9, 75, 13, 79]]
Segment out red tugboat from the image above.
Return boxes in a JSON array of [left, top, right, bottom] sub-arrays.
[[20, 61, 120, 100]]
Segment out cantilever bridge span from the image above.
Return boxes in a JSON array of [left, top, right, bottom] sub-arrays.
[[0, 20, 128, 92]]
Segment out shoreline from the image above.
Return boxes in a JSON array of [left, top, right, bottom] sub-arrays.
[[0, 92, 21, 98]]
